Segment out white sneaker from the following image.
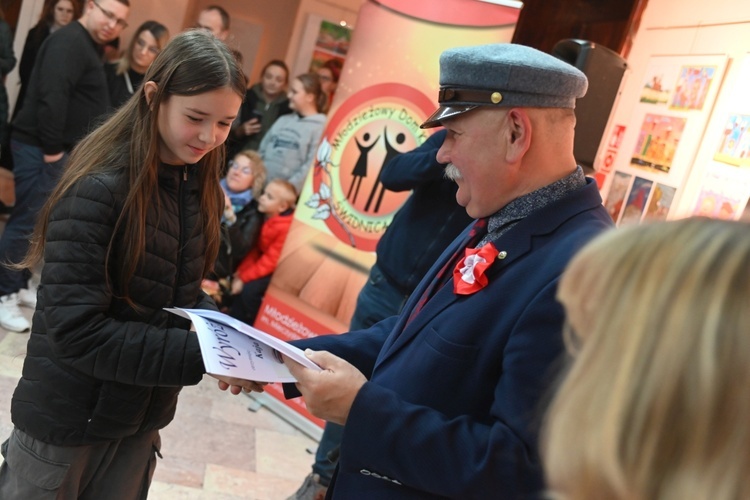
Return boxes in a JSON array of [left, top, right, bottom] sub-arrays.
[[0, 293, 30, 333], [18, 282, 37, 308]]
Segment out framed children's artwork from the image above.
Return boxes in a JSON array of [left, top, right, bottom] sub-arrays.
[[292, 14, 355, 79], [604, 171, 633, 223], [619, 176, 654, 226], [691, 162, 750, 220], [600, 53, 729, 222], [309, 21, 351, 74], [675, 53, 750, 219], [642, 183, 677, 222]]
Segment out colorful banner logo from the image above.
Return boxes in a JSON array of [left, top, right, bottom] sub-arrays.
[[304, 83, 436, 251]]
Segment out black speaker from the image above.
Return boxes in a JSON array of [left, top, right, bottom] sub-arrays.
[[552, 39, 627, 171]]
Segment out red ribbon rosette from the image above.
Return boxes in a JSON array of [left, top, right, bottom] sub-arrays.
[[453, 242, 499, 295]]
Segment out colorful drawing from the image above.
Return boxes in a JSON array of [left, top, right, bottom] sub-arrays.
[[643, 183, 676, 221], [604, 171, 633, 223], [691, 163, 750, 220], [315, 20, 352, 56], [640, 72, 670, 104], [694, 191, 720, 217], [669, 65, 716, 111], [309, 49, 345, 74], [619, 176, 653, 226], [631, 114, 687, 173], [713, 114, 750, 167]]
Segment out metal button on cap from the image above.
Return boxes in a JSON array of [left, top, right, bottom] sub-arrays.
[[491, 91, 503, 104]]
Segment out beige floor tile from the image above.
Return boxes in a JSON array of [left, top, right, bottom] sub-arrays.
[[0, 309, 321, 497], [204, 463, 303, 499]]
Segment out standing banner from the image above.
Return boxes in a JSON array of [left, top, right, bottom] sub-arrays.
[[254, 0, 521, 427]]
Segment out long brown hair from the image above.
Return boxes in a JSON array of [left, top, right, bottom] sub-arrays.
[[24, 29, 246, 304], [296, 73, 327, 113], [37, 0, 83, 28]]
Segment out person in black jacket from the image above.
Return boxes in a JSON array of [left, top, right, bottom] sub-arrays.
[[0, 0, 130, 333], [0, 8, 16, 156], [0, 30, 248, 499], [12, 0, 81, 120], [227, 59, 292, 159]]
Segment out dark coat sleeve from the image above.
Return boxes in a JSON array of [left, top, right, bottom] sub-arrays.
[[379, 129, 447, 191], [42, 176, 205, 387]]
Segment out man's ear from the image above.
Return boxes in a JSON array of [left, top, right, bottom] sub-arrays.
[[504, 108, 532, 164], [143, 81, 158, 107]]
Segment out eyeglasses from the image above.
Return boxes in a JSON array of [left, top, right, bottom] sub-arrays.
[[93, 1, 128, 29], [135, 37, 160, 56], [229, 161, 253, 176]]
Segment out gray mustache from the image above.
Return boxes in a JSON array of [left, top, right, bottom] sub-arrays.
[[444, 163, 462, 181]]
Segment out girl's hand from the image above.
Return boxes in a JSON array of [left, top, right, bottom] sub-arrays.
[[223, 194, 236, 224], [211, 374, 267, 394]]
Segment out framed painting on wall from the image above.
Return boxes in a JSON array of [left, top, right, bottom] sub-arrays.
[[675, 53, 750, 219], [601, 54, 729, 222]]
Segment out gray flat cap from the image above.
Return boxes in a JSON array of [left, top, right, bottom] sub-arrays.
[[421, 43, 588, 128]]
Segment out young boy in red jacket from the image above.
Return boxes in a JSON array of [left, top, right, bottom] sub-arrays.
[[229, 179, 297, 324]]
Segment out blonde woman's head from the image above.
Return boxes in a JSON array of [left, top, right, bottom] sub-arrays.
[[227, 149, 266, 200], [543, 217, 750, 500]]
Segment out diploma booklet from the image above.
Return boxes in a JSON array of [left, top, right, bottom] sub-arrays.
[[167, 308, 321, 382]]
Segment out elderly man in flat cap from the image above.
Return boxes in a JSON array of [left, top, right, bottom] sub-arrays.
[[234, 43, 614, 498]]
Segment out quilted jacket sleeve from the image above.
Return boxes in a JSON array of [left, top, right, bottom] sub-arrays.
[[41, 176, 206, 387]]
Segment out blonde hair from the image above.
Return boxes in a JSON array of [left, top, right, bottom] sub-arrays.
[[542, 217, 750, 500], [233, 149, 266, 200], [266, 178, 297, 210]]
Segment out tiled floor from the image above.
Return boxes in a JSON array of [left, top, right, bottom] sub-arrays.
[[0, 304, 319, 499]]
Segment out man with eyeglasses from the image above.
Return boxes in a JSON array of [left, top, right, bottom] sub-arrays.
[[0, 0, 130, 333]]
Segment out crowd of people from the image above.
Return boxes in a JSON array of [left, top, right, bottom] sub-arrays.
[[0, 3, 332, 335], [0, 2, 746, 500]]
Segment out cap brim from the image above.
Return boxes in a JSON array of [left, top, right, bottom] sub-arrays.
[[420, 105, 478, 129]]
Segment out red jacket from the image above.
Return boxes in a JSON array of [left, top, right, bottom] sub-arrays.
[[235, 212, 293, 282]]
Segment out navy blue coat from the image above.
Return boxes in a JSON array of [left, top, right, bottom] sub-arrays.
[[291, 178, 613, 498]]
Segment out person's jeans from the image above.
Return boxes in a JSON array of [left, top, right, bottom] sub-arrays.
[[311, 263, 410, 483], [0, 140, 66, 295], [229, 275, 272, 326]]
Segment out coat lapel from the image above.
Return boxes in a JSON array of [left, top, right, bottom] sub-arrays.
[[373, 178, 605, 369]]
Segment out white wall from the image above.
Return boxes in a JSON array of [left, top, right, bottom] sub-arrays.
[[598, 0, 750, 219], [285, 0, 364, 77]]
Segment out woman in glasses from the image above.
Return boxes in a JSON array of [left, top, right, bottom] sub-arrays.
[[203, 149, 267, 308], [105, 20, 169, 110]]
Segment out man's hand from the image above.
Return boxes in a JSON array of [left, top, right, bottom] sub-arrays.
[[285, 350, 367, 425], [209, 373, 267, 395], [44, 152, 64, 164]]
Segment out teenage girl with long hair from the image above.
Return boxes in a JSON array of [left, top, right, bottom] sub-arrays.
[[0, 30, 247, 499]]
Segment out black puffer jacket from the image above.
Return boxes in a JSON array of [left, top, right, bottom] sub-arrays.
[[11, 164, 217, 446]]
